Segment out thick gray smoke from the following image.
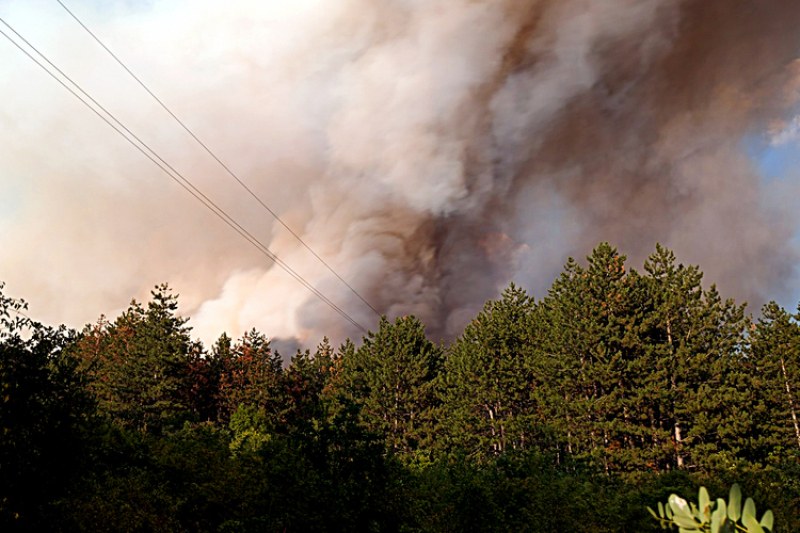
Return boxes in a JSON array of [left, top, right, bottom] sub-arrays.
[[1, 0, 799, 346]]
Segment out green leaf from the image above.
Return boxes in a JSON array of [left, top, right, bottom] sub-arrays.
[[711, 499, 726, 533], [698, 486, 710, 523], [672, 515, 700, 530], [759, 509, 774, 532], [743, 497, 756, 521], [658, 501, 665, 518], [648, 507, 661, 520], [672, 513, 700, 531], [669, 494, 693, 517], [728, 484, 742, 522], [742, 512, 764, 533]]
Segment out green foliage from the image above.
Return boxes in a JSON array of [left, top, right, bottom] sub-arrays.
[[229, 404, 273, 454], [749, 302, 800, 463], [649, 484, 774, 533], [282, 341, 331, 432], [535, 244, 642, 470], [73, 284, 195, 434], [6, 240, 800, 530], [441, 283, 538, 459], [215, 328, 284, 426], [0, 283, 93, 529], [641, 244, 751, 471], [531, 243, 751, 473], [340, 315, 443, 457]]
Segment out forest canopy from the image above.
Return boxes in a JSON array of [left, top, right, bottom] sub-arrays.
[[2, 242, 799, 532]]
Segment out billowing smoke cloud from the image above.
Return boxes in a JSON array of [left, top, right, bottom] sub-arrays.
[[0, 0, 799, 347]]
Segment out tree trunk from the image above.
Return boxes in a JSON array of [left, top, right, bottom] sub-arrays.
[[667, 318, 685, 469], [673, 422, 684, 469], [779, 356, 800, 451]]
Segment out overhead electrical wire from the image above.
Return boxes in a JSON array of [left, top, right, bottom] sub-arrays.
[[0, 18, 369, 334], [0, 19, 366, 333], [55, 0, 382, 319]]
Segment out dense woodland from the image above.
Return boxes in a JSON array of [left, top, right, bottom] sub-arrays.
[[2, 243, 800, 531]]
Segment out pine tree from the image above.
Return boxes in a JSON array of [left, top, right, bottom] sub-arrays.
[[536, 244, 647, 471], [185, 336, 223, 424], [441, 283, 539, 459], [340, 316, 442, 457], [750, 302, 800, 461], [282, 338, 340, 434], [532, 243, 750, 472], [217, 328, 284, 427], [73, 284, 194, 434], [641, 245, 749, 470]]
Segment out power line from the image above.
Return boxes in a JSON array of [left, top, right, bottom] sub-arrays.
[[8, 307, 31, 321], [0, 19, 366, 333], [55, 0, 382, 319], [0, 18, 369, 334]]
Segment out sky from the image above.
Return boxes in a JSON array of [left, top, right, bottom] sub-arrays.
[[1, 0, 800, 350]]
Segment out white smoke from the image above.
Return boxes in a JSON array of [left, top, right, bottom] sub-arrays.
[[0, 0, 798, 348]]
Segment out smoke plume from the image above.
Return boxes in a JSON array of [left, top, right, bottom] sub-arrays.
[[1, 0, 799, 346]]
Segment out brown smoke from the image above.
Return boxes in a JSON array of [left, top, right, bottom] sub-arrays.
[[298, 0, 800, 341], [1, 0, 799, 346]]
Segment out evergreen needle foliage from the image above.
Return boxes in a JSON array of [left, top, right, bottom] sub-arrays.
[[2, 243, 800, 531]]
